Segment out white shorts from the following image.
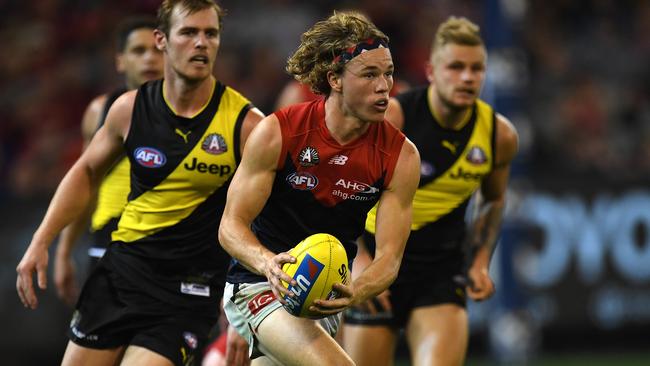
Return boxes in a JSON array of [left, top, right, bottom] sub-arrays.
[[223, 281, 341, 359]]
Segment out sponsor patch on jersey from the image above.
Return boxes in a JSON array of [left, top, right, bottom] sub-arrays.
[[286, 172, 318, 190], [328, 154, 348, 165], [465, 146, 487, 165], [334, 179, 379, 194], [180, 282, 210, 297], [420, 160, 435, 177], [134, 147, 167, 168], [183, 332, 198, 349], [248, 290, 276, 316], [298, 146, 320, 166], [202, 133, 228, 155]]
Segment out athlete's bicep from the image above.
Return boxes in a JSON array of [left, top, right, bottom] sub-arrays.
[[373, 139, 420, 259], [225, 114, 282, 223], [238, 106, 265, 154], [80, 91, 134, 182], [482, 114, 519, 202], [80, 95, 107, 148]]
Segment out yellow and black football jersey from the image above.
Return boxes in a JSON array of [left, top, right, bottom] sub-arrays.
[[366, 85, 495, 258], [108, 79, 251, 306]]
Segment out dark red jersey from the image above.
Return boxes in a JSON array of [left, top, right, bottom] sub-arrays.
[[227, 99, 405, 283]]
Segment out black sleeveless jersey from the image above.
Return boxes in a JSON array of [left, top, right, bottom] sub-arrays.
[[107, 79, 252, 307], [367, 86, 496, 262]]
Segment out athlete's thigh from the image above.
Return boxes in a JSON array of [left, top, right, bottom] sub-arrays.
[[255, 308, 354, 366], [61, 341, 125, 366], [121, 345, 174, 366], [406, 304, 468, 366], [343, 324, 398, 366]]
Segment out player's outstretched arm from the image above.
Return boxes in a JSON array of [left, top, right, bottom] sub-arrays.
[[16, 91, 134, 309], [218, 115, 296, 302], [467, 114, 519, 301], [315, 139, 420, 317], [52, 95, 106, 306], [353, 138, 419, 304]]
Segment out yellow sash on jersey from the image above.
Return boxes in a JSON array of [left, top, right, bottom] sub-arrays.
[[366, 99, 494, 233], [113, 86, 249, 243]]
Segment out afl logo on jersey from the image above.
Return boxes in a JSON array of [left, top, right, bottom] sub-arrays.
[[134, 147, 166, 168], [286, 172, 318, 190], [202, 133, 228, 155], [298, 146, 320, 167], [465, 146, 487, 165]]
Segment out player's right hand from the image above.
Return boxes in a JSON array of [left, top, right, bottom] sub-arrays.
[[16, 243, 50, 309], [53, 254, 79, 306], [262, 252, 296, 304]]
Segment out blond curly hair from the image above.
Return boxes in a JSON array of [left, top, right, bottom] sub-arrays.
[[286, 11, 388, 95]]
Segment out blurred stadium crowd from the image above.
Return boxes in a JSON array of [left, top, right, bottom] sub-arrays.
[[1, 0, 650, 364], [1, 0, 649, 200]]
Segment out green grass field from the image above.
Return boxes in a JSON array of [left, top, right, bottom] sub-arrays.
[[393, 352, 650, 366]]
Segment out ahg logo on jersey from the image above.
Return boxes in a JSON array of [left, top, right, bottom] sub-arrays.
[[134, 147, 167, 168], [286, 172, 319, 190], [202, 133, 228, 155], [465, 146, 487, 165], [331, 179, 379, 201], [298, 146, 320, 167], [335, 179, 379, 194]]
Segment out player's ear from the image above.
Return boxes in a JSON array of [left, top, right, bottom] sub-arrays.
[[425, 61, 434, 83], [115, 53, 126, 73], [327, 71, 342, 93], [154, 29, 167, 52]]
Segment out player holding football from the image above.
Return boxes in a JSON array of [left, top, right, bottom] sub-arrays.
[[344, 16, 519, 366], [218, 10, 420, 366]]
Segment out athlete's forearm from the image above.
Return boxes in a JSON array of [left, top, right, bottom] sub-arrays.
[[33, 162, 99, 248], [218, 217, 275, 276], [469, 199, 505, 268], [350, 249, 401, 305], [56, 205, 93, 257]]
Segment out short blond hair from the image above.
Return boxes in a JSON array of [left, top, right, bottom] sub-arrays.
[[286, 11, 388, 95], [431, 16, 484, 61]]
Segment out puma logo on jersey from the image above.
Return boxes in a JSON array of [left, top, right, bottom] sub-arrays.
[[175, 128, 191, 143], [441, 140, 458, 155]]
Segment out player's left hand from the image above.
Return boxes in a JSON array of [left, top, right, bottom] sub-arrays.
[[466, 265, 495, 301], [309, 282, 354, 316], [225, 325, 250, 366]]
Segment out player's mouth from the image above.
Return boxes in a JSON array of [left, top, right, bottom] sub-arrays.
[[456, 88, 476, 97], [189, 55, 209, 65], [372, 98, 389, 112]]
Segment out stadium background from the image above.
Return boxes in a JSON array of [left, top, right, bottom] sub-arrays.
[[1, 0, 649, 365]]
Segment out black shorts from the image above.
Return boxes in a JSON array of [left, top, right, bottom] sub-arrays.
[[344, 230, 467, 329], [68, 251, 220, 366]]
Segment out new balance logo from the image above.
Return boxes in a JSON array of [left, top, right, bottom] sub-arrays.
[[328, 155, 348, 165]]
